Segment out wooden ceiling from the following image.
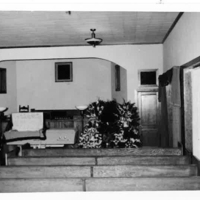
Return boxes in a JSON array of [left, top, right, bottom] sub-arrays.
[[0, 11, 181, 48]]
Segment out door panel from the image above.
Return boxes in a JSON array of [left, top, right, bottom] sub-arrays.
[[141, 95, 157, 126], [142, 129, 158, 146], [138, 91, 158, 146]]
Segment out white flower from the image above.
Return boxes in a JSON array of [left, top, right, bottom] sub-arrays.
[[130, 138, 135, 143]]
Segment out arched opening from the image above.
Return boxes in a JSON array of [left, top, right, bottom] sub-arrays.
[[0, 57, 127, 112]]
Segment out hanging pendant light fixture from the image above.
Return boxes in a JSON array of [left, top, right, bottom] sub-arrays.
[[85, 29, 103, 47]]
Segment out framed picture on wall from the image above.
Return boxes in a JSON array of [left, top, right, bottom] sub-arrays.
[[55, 62, 73, 82]]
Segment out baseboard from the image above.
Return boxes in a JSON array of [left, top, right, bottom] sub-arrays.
[[177, 142, 185, 155], [184, 148, 192, 156], [191, 155, 200, 176], [181, 147, 200, 175]]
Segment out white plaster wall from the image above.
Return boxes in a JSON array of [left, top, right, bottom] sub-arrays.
[[0, 61, 17, 114], [16, 59, 112, 110], [0, 44, 163, 103], [163, 12, 200, 159], [111, 63, 127, 103], [163, 12, 200, 71], [192, 68, 200, 160]]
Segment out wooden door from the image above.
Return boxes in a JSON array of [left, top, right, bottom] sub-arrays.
[[137, 91, 159, 146]]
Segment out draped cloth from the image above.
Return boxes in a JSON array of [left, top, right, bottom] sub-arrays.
[[158, 85, 169, 147], [158, 68, 173, 88], [158, 69, 172, 147], [158, 66, 181, 147], [171, 66, 181, 107], [171, 66, 181, 147]]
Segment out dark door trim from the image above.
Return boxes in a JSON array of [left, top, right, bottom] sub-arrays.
[[180, 56, 200, 155]]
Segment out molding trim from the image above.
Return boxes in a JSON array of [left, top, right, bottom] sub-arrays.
[[0, 57, 115, 64], [181, 56, 200, 69], [180, 56, 200, 156], [0, 42, 162, 49], [137, 87, 158, 92], [192, 155, 200, 176], [162, 12, 184, 44]]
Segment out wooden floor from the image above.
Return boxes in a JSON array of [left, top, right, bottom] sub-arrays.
[[0, 147, 200, 192]]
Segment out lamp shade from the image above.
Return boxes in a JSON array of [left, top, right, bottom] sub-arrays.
[[0, 107, 8, 113], [75, 105, 88, 111], [85, 29, 103, 47]]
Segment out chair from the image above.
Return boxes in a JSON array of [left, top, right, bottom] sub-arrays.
[[19, 105, 29, 112], [2, 112, 46, 156]]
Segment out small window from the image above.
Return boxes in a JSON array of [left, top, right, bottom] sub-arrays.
[[0, 68, 7, 93], [139, 69, 157, 86], [55, 62, 73, 82], [115, 65, 120, 91]]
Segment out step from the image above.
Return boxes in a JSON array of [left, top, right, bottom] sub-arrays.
[[22, 148, 182, 157], [85, 177, 200, 191], [92, 165, 198, 177], [0, 178, 84, 192], [7, 155, 189, 166], [1, 177, 200, 192], [97, 156, 190, 165], [0, 166, 91, 178], [0, 165, 197, 179], [7, 157, 96, 166]]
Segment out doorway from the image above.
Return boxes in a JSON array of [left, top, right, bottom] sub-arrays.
[[137, 89, 159, 146], [181, 58, 200, 156], [137, 69, 159, 146]]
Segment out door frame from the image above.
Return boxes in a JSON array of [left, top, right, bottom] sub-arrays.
[[136, 87, 160, 147], [180, 56, 200, 155]]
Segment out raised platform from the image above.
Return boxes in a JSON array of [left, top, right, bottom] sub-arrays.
[[1, 147, 200, 192], [22, 147, 182, 157], [7, 155, 190, 166], [0, 165, 197, 179]]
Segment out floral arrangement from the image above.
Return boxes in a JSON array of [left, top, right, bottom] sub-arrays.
[[78, 99, 142, 148]]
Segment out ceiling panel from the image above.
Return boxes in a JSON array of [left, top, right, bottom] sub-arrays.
[[0, 11, 180, 48]]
